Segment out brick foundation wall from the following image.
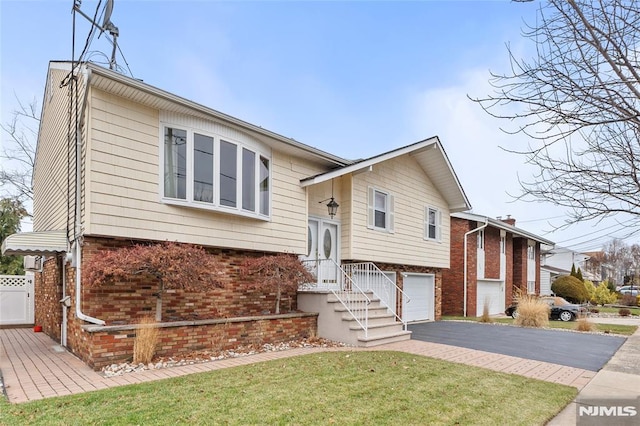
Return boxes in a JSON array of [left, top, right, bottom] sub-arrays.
[[34, 256, 63, 341], [38, 236, 314, 368], [80, 237, 298, 323], [81, 314, 318, 369]]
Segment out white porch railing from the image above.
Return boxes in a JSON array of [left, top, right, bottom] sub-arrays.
[[342, 262, 409, 331], [300, 259, 410, 335], [301, 259, 371, 336]]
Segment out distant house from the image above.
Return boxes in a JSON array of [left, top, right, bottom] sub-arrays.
[[541, 246, 591, 293], [442, 213, 554, 317], [2, 61, 471, 368]]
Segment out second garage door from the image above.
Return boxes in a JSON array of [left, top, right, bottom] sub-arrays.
[[402, 274, 435, 322], [476, 280, 505, 316]]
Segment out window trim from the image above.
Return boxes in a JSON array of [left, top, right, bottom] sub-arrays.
[[424, 206, 442, 242], [159, 122, 271, 220], [367, 186, 394, 233]]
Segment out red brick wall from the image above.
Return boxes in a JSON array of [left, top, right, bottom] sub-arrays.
[[36, 236, 315, 368], [442, 218, 472, 316], [34, 256, 63, 341], [79, 237, 298, 324], [504, 234, 515, 305], [484, 227, 501, 279], [512, 238, 528, 296], [80, 314, 318, 369], [442, 218, 481, 316]]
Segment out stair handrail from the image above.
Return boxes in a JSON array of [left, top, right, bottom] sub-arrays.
[[301, 258, 371, 337], [342, 262, 410, 330]]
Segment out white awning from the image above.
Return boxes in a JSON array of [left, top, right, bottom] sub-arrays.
[[1, 230, 68, 256]]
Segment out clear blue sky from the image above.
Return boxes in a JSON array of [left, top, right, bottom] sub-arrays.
[[1, 0, 636, 252]]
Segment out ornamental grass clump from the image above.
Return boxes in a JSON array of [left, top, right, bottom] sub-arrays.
[[133, 316, 159, 365], [514, 294, 549, 328], [479, 299, 493, 323], [575, 317, 595, 332]]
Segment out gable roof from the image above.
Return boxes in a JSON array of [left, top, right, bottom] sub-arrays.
[[51, 61, 352, 170], [451, 212, 555, 246], [47, 62, 471, 213], [300, 137, 472, 213]]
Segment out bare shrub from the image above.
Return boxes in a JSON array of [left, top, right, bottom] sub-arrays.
[[620, 294, 637, 307], [479, 299, 493, 323], [133, 316, 159, 365], [575, 317, 595, 332], [618, 308, 631, 317], [514, 294, 549, 328]]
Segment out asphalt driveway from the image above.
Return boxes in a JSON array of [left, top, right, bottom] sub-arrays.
[[408, 321, 626, 371]]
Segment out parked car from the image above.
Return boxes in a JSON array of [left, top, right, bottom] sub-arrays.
[[618, 285, 639, 296], [505, 296, 588, 322]]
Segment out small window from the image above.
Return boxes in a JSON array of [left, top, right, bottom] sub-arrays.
[[367, 187, 394, 232], [528, 244, 535, 260], [478, 229, 485, 250], [425, 207, 441, 241], [500, 235, 506, 254]]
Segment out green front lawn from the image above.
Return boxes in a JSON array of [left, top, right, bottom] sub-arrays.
[[0, 351, 576, 425], [443, 316, 638, 336]]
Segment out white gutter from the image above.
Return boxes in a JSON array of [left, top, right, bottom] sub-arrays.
[[73, 65, 105, 325], [463, 218, 489, 317]]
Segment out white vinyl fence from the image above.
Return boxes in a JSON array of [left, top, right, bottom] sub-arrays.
[[0, 275, 34, 326]]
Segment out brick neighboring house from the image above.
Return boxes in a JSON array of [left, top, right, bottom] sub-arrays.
[[2, 61, 471, 369], [442, 213, 554, 317]]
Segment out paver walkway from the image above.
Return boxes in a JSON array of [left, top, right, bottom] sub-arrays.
[[1, 328, 596, 404]]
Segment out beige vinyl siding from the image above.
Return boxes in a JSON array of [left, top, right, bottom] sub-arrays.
[[348, 155, 450, 268], [85, 89, 322, 254], [33, 67, 79, 234], [306, 177, 344, 219]]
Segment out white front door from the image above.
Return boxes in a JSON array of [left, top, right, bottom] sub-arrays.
[[301, 218, 339, 288]]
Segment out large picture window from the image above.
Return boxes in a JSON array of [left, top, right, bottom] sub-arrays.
[[161, 124, 271, 219]]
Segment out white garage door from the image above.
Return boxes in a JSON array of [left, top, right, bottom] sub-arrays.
[[402, 274, 434, 322], [476, 280, 505, 316]]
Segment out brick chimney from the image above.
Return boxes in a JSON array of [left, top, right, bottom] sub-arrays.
[[501, 215, 516, 226]]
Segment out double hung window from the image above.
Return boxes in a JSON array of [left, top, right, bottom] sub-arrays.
[[425, 207, 442, 241], [367, 187, 394, 232]]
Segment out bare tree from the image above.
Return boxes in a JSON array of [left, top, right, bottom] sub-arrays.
[[1, 97, 38, 207], [473, 0, 640, 231], [603, 238, 634, 286]]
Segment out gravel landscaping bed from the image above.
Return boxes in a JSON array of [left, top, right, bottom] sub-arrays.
[[101, 337, 346, 377]]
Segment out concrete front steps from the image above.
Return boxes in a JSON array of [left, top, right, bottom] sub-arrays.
[[297, 290, 411, 347]]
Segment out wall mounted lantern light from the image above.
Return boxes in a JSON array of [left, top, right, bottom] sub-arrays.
[[319, 180, 339, 219]]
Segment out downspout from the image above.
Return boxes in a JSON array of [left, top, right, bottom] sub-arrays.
[[74, 65, 105, 325], [463, 218, 489, 317]]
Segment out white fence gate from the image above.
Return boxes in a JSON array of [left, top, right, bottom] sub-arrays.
[[0, 275, 35, 326]]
